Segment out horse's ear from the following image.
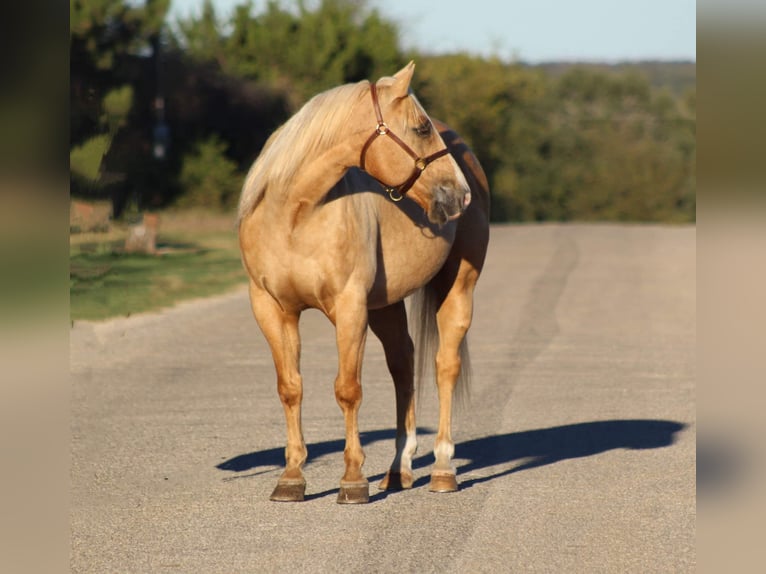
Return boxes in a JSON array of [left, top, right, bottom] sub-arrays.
[[391, 61, 416, 98]]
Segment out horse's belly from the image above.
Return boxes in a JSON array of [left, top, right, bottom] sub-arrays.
[[367, 232, 454, 309], [242, 196, 456, 312]]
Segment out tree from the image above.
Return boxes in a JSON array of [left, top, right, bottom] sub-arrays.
[[70, 0, 170, 214], [175, 0, 404, 107], [70, 0, 695, 223], [413, 55, 550, 221], [539, 68, 695, 222], [177, 135, 241, 209]]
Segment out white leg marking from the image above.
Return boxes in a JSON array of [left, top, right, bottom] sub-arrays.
[[434, 440, 455, 472]]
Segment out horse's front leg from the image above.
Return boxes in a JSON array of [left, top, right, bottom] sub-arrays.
[[248, 283, 307, 502], [332, 291, 370, 504]]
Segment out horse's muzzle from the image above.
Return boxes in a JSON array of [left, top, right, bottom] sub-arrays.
[[430, 185, 471, 226], [446, 191, 472, 221]]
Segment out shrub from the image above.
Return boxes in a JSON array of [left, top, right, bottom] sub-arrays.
[[70, 134, 112, 183], [177, 135, 241, 210]]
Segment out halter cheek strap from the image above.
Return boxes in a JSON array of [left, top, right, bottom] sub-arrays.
[[359, 82, 450, 201]]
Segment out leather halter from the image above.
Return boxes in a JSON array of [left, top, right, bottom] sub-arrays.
[[359, 82, 450, 201]]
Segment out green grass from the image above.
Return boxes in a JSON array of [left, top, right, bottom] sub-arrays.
[[70, 220, 247, 321]]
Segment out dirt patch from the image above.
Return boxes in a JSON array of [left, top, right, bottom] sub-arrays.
[[70, 200, 112, 233]]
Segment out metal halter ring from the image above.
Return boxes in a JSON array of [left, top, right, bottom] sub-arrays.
[[386, 187, 404, 202]]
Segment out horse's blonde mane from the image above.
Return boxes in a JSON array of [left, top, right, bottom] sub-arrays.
[[237, 80, 371, 223]]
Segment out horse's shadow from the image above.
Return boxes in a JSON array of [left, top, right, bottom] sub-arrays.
[[217, 419, 687, 501], [217, 427, 433, 474]]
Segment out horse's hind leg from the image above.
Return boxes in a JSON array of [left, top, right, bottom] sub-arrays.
[[430, 259, 480, 492], [369, 302, 417, 491], [248, 283, 307, 502], [332, 291, 371, 503]]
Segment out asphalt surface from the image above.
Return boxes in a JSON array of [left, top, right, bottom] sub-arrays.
[[70, 224, 696, 573]]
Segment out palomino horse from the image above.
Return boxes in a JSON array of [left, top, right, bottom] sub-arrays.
[[238, 62, 489, 503]]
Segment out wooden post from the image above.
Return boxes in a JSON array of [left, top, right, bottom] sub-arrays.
[[124, 213, 159, 254]]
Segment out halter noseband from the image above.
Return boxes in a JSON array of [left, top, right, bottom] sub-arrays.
[[359, 82, 450, 201]]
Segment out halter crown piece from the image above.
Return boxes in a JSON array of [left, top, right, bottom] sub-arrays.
[[359, 82, 450, 202]]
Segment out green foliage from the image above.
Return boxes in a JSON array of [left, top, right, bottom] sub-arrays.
[[414, 55, 550, 221], [71, 0, 169, 207], [528, 67, 695, 222], [101, 84, 134, 131], [71, 0, 695, 223], [70, 0, 170, 70], [70, 84, 134, 196], [415, 56, 696, 223], [70, 134, 112, 183], [177, 0, 403, 105], [175, 0, 224, 65], [177, 136, 241, 209]]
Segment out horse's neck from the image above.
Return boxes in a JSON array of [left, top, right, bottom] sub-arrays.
[[283, 136, 366, 213]]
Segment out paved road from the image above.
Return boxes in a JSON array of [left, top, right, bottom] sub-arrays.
[[71, 224, 696, 573]]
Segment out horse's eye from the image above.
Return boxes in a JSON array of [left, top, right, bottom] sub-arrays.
[[413, 121, 432, 138]]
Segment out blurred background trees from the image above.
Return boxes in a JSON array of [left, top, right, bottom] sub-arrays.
[[69, 0, 696, 223]]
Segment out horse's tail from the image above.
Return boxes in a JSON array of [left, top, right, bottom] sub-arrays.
[[410, 285, 471, 408]]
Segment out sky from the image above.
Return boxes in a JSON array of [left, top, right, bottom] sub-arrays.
[[169, 0, 696, 63]]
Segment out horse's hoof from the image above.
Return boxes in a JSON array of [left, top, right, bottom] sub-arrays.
[[378, 471, 413, 491], [428, 473, 458, 493], [337, 481, 369, 504], [270, 479, 306, 502]]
